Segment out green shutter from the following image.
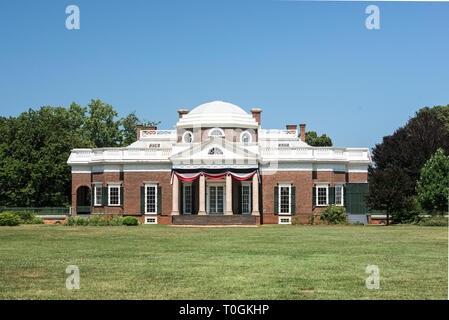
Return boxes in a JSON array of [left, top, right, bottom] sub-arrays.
[[329, 187, 335, 205], [345, 183, 369, 214], [291, 187, 296, 215], [140, 186, 145, 214], [102, 187, 108, 206], [343, 185, 347, 207], [91, 187, 94, 207], [274, 186, 279, 215], [312, 187, 316, 207], [120, 186, 124, 206], [157, 186, 162, 214]]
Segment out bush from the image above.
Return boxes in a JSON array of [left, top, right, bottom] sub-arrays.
[[15, 211, 44, 224], [0, 212, 22, 226], [122, 216, 139, 226], [415, 216, 448, 226], [74, 216, 88, 226], [65, 215, 125, 226], [320, 205, 347, 224]]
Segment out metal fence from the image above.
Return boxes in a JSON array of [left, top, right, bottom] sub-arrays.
[[0, 207, 71, 215]]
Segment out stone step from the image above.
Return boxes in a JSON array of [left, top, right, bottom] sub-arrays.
[[172, 215, 257, 225]]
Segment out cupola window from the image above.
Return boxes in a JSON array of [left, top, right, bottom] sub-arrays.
[[240, 131, 252, 143], [183, 131, 193, 143], [208, 128, 224, 137], [208, 148, 223, 155]]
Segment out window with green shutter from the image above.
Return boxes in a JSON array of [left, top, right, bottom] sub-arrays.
[[102, 187, 108, 206], [312, 187, 316, 206], [140, 186, 145, 214], [157, 186, 162, 214], [291, 186, 296, 214], [120, 186, 124, 206], [274, 186, 279, 215], [329, 187, 335, 204]]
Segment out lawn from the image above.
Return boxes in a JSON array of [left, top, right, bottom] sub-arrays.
[[0, 224, 447, 300]]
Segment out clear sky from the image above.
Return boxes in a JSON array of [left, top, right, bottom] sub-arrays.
[[0, 0, 448, 149]]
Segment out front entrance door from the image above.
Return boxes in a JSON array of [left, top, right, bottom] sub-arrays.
[[208, 185, 224, 214]]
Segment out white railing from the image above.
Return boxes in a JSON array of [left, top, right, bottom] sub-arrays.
[[259, 129, 298, 139], [261, 147, 370, 161], [69, 147, 172, 163], [141, 130, 176, 138]]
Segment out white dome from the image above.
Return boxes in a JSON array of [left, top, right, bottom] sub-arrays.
[[176, 100, 259, 129]]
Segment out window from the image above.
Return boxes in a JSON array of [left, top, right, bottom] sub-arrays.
[[240, 131, 252, 143], [316, 184, 328, 206], [182, 131, 193, 143], [183, 184, 192, 214], [94, 184, 102, 206], [241, 183, 251, 214], [208, 128, 224, 137], [279, 217, 292, 224], [208, 185, 224, 214], [108, 184, 121, 206], [145, 216, 158, 224], [278, 183, 291, 214], [145, 184, 157, 214], [208, 147, 223, 155], [335, 184, 344, 206]]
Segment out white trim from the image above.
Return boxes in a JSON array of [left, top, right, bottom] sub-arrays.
[[107, 184, 121, 206], [335, 183, 344, 206], [183, 182, 192, 214], [182, 131, 193, 143], [278, 183, 291, 215], [240, 131, 252, 143], [315, 183, 329, 207], [208, 128, 225, 137], [144, 183, 158, 214], [144, 215, 158, 225], [93, 183, 103, 206], [279, 216, 292, 225]]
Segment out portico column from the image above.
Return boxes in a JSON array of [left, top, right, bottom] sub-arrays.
[[198, 173, 206, 215], [225, 174, 233, 215], [171, 174, 179, 215], [252, 173, 260, 216]]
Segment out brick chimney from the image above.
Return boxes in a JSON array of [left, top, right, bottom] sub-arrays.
[[299, 124, 306, 142], [178, 109, 189, 119], [250, 108, 262, 125], [136, 124, 142, 140], [286, 124, 297, 135]]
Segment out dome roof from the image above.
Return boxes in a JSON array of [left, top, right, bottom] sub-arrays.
[[176, 100, 259, 129]]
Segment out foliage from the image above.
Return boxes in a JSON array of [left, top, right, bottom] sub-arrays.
[[416, 148, 449, 214], [14, 211, 44, 224], [122, 111, 160, 146], [0, 100, 158, 207], [0, 212, 21, 226], [122, 216, 139, 226], [304, 131, 333, 147], [367, 106, 449, 223], [65, 214, 125, 226], [319, 205, 347, 224], [414, 216, 448, 227]]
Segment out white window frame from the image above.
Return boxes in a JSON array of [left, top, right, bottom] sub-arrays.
[[145, 183, 158, 214], [316, 183, 329, 207], [278, 183, 291, 215], [93, 183, 103, 206], [144, 216, 158, 225], [241, 181, 252, 214], [107, 183, 121, 206], [182, 131, 193, 143], [240, 131, 252, 143], [335, 184, 344, 206], [206, 181, 226, 214], [183, 182, 192, 214], [279, 216, 292, 225], [208, 128, 224, 137]]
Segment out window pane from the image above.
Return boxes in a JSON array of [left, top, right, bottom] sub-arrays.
[[109, 187, 119, 205], [209, 187, 216, 213], [335, 185, 343, 205], [217, 186, 223, 213], [280, 186, 290, 213], [242, 185, 250, 213], [146, 186, 156, 213], [184, 185, 192, 213], [95, 185, 102, 205], [317, 187, 327, 205]]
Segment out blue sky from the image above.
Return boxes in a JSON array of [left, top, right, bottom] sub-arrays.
[[0, 0, 448, 149]]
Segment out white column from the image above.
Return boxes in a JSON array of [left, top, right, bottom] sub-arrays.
[[252, 173, 260, 216], [198, 174, 206, 215], [172, 174, 179, 215], [225, 174, 233, 215]]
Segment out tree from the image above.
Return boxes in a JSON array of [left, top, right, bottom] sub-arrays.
[[367, 106, 449, 223], [416, 148, 449, 214], [304, 131, 333, 146], [121, 111, 160, 146], [85, 99, 122, 148]]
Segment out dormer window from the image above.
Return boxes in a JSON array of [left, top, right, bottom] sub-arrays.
[[208, 148, 223, 155], [240, 131, 252, 143], [183, 131, 193, 143], [208, 128, 224, 137]]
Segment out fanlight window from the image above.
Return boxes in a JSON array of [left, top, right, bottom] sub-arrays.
[[241, 131, 252, 143], [183, 131, 193, 143], [208, 148, 223, 155], [208, 128, 224, 137]]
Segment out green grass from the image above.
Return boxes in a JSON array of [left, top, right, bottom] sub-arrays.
[[0, 224, 447, 299]]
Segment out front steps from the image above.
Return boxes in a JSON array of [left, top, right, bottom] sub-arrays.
[[172, 215, 258, 226]]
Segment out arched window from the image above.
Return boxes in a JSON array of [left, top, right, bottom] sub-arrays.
[[240, 131, 252, 143], [208, 128, 224, 137], [182, 131, 193, 143], [208, 148, 223, 155]]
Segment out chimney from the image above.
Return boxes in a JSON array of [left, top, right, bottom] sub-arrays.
[[286, 124, 297, 135], [136, 124, 142, 140], [178, 109, 189, 119], [299, 124, 306, 142], [250, 108, 262, 125]]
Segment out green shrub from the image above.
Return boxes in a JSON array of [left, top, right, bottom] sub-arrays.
[[109, 215, 124, 226], [65, 214, 125, 226], [320, 205, 347, 224], [291, 216, 304, 225], [88, 215, 102, 226], [74, 216, 88, 226], [122, 216, 139, 226], [15, 211, 44, 224], [0, 212, 22, 226], [64, 216, 75, 226], [416, 216, 448, 226]]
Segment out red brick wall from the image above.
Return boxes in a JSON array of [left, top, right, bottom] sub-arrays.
[[72, 173, 91, 215], [348, 172, 368, 183]]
